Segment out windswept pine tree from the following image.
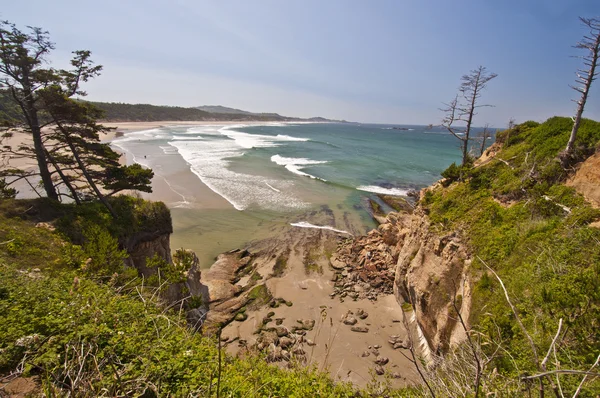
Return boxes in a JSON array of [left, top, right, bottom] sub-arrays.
[[0, 21, 153, 213]]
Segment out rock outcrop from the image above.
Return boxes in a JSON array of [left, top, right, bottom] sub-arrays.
[[332, 202, 472, 359], [567, 150, 600, 208], [329, 211, 408, 301], [392, 206, 472, 357]]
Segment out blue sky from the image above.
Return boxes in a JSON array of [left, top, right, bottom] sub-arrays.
[[3, 0, 600, 125]]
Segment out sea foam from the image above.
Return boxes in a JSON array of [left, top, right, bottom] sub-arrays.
[[290, 221, 352, 235], [168, 139, 308, 211], [218, 125, 310, 149], [271, 155, 327, 181], [172, 135, 204, 140], [357, 185, 409, 196]]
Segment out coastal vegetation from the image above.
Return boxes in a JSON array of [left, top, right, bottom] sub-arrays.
[[2, 16, 600, 398], [0, 198, 364, 397], [418, 116, 600, 396], [0, 21, 153, 213]]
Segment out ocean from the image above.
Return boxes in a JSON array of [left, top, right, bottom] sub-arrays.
[[111, 122, 487, 267]]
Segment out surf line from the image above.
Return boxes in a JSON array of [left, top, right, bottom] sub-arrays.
[[290, 221, 353, 236]]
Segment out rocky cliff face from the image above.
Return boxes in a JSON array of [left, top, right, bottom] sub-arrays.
[[392, 206, 472, 357], [123, 233, 172, 274], [120, 220, 211, 329], [332, 203, 473, 359]]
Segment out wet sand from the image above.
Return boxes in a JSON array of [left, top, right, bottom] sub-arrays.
[[217, 216, 420, 388]]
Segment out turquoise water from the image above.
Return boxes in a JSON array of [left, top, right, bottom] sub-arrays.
[[111, 122, 489, 266]]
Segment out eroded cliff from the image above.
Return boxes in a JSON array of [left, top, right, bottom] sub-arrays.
[[331, 204, 472, 360]]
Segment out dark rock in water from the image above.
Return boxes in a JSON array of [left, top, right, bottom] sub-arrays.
[[343, 316, 358, 326], [351, 326, 369, 333], [375, 365, 385, 375], [361, 350, 370, 357]]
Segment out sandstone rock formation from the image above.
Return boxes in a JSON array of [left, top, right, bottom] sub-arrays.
[[331, 202, 472, 359]]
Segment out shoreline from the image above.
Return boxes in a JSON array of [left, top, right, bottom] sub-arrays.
[[103, 120, 296, 211], [202, 207, 419, 388]]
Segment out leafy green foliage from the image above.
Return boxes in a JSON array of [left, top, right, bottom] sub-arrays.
[[56, 196, 172, 247], [440, 161, 473, 187], [422, 117, 600, 394], [0, 178, 16, 199], [80, 224, 128, 276], [0, 198, 360, 396], [0, 265, 360, 396]]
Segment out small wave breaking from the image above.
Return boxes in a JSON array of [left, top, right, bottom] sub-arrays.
[[218, 126, 310, 149], [172, 135, 204, 140], [357, 185, 409, 196], [271, 155, 327, 181], [290, 221, 353, 235]]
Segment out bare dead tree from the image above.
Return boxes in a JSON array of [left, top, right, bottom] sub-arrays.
[[441, 66, 497, 166], [565, 17, 600, 156]]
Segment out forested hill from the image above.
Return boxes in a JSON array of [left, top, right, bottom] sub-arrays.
[[0, 91, 342, 123], [90, 101, 296, 122]]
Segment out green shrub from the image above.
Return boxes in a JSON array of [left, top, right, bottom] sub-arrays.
[[81, 224, 128, 276], [440, 162, 473, 186]]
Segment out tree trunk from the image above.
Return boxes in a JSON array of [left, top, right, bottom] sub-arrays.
[[462, 72, 480, 166], [61, 127, 116, 217], [566, 20, 600, 154], [13, 76, 59, 200], [45, 149, 81, 205]]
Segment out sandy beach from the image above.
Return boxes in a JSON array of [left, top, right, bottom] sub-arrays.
[[1, 120, 421, 386], [1, 121, 251, 204]]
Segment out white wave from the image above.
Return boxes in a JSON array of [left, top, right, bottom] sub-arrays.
[[184, 126, 223, 136], [271, 155, 327, 166], [172, 135, 204, 140], [290, 221, 353, 235], [357, 185, 409, 196], [168, 139, 309, 211], [271, 155, 327, 181], [111, 128, 170, 144], [218, 126, 310, 149], [159, 145, 179, 155], [276, 134, 309, 141]]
